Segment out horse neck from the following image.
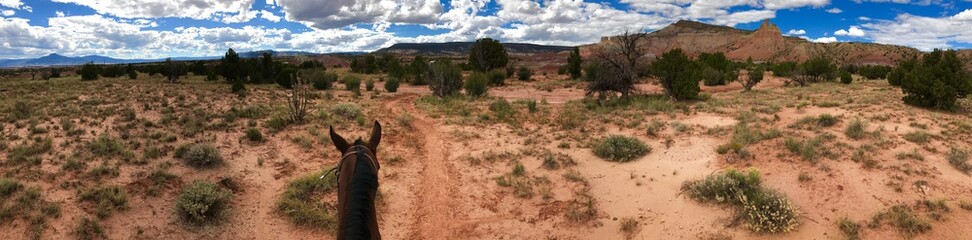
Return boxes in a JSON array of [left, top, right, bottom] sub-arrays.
[[342, 150, 378, 239]]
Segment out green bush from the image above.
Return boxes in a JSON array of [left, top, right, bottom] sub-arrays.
[[652, 49, 700, 100], [870, 205, 931, 237], [845, 119, 868, 140], [384, 77, 400, 92], [175, 143, 223, 168], [305, 70, 334, 90], [682, 169, 800, 233], [277, 169, 338, 230], [948, 148, 970, 174], [87, 135, 134, 161], [894, 49, 971, 110], [427, 60, 463, 97], [246, 128, 264, 142], [486, 69, 507, 86], [771, 61, 797, 77], [489, 98, 516, 123], [592, 135, 651, 162], [330, 103, 362, 120], [343, 75, 361, 94], [464, 72, 489, 97], [517, 67, 532, 81], [840, 71, 852, 84], [231, 79, 246, 94], [365, 79, 375, 91], [176, 181, 233, 224], [468, 38, 509, 72], [80, 62, 100, 81], [0, 178, 22, 198], [837, 217, 861, 240]]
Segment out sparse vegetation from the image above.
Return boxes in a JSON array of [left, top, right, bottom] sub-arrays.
[[176, 181, 233, 224], [78, 185, 128, 218], [278, 169, 338, 229], [682, 169, 800, 233], [948, 148, 970, 174], [175, 143, 223, 168], [869, 205, 931, 237], [845, 119, 869, 140], [592, 135, 650, 162]]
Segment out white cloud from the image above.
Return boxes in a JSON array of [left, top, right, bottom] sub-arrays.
[[259, 10, 280, 22], [274, 0, 442, 30], [50, 0, 255, 20], [862, 11, 972, 50], [859, 16, 871, 21], [834, 26, 866, 37], [0, 0, 21, 9], [763, 0, 830, 9], [55, 11, 65, 17], [787, 29, 807, 35], [812, 37, 838, 43], [1, 10, 13, 16], [826, 8, 842, 13]]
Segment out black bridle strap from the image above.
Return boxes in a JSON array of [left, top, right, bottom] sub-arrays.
[[320, 146, 379, 184]]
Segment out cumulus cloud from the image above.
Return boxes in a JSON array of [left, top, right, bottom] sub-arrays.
[[50, 0, 255, 20], [834, 26, 866, 37], [55, 11, 65, 17], [787, 29, 807, 35], [861, 11, 972, 50], [259, 10, 280, 22], [859, 16, 872, 21], [0, 0, 21, 9], [1, 10, 12, 16], [812, 37, 838, 43], [826, 8, 842, 13], [274, 0, 442, 30]]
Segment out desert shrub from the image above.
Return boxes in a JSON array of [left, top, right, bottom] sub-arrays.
[[796, 56, 838, 84], [487, 69, 506, 86], [592, 135, 650, 162], [743, 66, 764, 91], [771, 61, 797, 77], [717, 123, 781, 158], [175, 143, 223, 168], [231, 79, 246, 94], [365, 79, 375, 91], [176, 181, 233, 224], [88, 135, 135, 161], [784, 137, 824, 163], [489, 98, 516, 124], [277, 169, 338, 229], [845, 119, 868, 140], [246, 128, 264, 142], [858, 65, 892, 79], [464, 72, 489, 97], [80, 62, 100, 81], [652, 49, 701, 100], [78, 185, 128, 218], [343, 75, 361, 94], [816, 114, 839, 127], [330, 103, 362, 120], [837, 217, 861, 240], [409, 55, 429, 85], [902, 131, 931, 144], [517, 66, 532, 81], [682, 169, 800, 233], [305, 70, 333, 90], [567, 47, 583, 79], [427, 60, 463, 97], [468, 38, 509, 72], [0, 178, 22, 198], [894, 49, 972, 110], [384, 77, 400, 92], [870, 205, 931, 237], [265, 116, 290, 132], [948, 148, 970, 174], [10, 101, 32, 120], [840, 71, 853, 84], [73, 217, 106, 240]]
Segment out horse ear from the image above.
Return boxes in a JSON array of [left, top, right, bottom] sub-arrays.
[[330, 126, 350, 154], [367, 121, 381, 153]]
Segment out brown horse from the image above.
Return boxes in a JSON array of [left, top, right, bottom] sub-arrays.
[[329, 121, 382, 240]]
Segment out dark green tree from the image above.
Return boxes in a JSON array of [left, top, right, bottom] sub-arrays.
[[386, 57, 406, 80], [651, 49, 700, 100], [468, 38, 509, 72], [81, 62, 101, 81], [896, 49, 971, 110], [567, 47, 583, 79], [409, 56, 429, 85], [427, 60, 463, 97], [219, 48, 242, 82]]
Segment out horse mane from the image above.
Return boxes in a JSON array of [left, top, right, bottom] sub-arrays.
[[343, 146, 378, 240]]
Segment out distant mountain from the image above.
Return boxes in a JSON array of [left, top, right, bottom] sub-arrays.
[[585, 19, 923, 66], [0, 50, 320, 68], [374, 42, 573, 55]]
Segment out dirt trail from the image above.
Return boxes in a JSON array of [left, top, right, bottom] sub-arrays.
[[383, 94, 459, 239]]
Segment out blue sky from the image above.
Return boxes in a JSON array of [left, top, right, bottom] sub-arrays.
[[0, 0, 970, 59]]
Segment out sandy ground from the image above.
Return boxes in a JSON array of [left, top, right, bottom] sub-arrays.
[[1, 73, 971, 240]]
